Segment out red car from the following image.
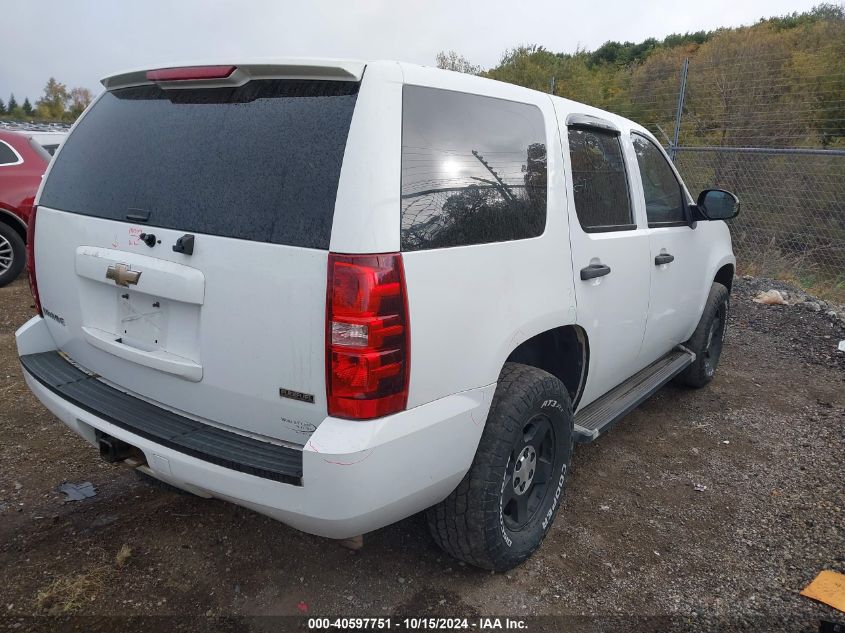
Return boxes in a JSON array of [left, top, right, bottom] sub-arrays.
[[0, 130, 50, 286]]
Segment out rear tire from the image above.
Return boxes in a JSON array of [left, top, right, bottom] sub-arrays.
[[675, 282, 729, 388], [427, 363, 573, 571], [0, 222, 25, 288]]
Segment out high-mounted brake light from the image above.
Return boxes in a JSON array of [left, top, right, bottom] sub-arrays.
[[26, 205, 42, 316], [146, 65, 237, 82], [326, 253, 410, 420]]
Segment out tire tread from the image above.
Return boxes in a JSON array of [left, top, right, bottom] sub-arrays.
[[427, 363, 573, 570], [675, 282, 729, 388], [0, 223, 25, 288]]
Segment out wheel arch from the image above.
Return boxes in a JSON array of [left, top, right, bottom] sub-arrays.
[[714, 262, 734, 293], [0, 207, 27, 243], [505, 324, 589, 411]]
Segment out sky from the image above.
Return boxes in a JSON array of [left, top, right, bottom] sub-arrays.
[[2, 0, 824, 103]]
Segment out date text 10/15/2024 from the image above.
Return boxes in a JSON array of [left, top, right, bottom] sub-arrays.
[[307, 617, 528, 630]]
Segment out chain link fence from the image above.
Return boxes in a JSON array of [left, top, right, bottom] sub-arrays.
[[607, 52, 845, 297], [676, 147, 844, 287]]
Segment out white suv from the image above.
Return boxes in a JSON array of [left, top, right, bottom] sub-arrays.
[[16, 60, 738, 571]]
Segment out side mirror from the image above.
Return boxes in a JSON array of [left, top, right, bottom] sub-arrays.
[[696, 189, 740, 220]]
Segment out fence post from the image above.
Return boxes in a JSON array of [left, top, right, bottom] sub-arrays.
[[550, 76, 556, 95], [670, 58, 689, 163]]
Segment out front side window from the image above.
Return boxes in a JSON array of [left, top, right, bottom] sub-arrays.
[[568, 127, 633, 232], [631, 134, 686, 225], [400, 86, 547, 251]]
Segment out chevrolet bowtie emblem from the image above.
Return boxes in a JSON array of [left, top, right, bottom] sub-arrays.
[[106, 263, 141, 287]]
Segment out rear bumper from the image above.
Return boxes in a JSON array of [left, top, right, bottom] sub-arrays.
[[16, 316, 495, 538]]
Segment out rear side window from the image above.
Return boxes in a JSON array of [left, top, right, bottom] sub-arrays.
[[400, 86, 547, 251], [631, 134, 687, 225], [568, 127, 633, 232], [39, 80, 359, 249], [0, 141, 20, 165]]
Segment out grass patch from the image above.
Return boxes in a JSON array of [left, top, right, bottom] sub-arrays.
[[34, 545, 132, 614], [35, 565, 112, 614], [738, 243, 845, 304]]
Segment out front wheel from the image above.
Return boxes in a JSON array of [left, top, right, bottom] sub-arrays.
[[427, 363, 573, 571], [675, 282, 729, 388]]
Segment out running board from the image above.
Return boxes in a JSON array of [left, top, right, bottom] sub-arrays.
[[573, 347, 695, 443]]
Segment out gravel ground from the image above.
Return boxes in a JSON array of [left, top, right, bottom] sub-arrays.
[[0, 275, 843, 632]]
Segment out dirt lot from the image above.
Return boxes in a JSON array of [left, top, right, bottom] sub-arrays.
[[0, 275, 843, 632]]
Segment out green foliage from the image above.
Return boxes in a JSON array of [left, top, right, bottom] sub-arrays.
[[478, 3, 844, 149], [435, 51, 482, 74], [36, 77, 70, 120], [587, 38, 660, 67], [762, 2, 844, 30], [471, 3, 845, 300], [68, 87, 93, 119], [1, 78, 95, 123], [662, 31, 709, 49]]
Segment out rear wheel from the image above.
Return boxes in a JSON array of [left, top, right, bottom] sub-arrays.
[[675, 282, 729, 388], [427, 363, 573, 571], [0, 223, 25, 288]]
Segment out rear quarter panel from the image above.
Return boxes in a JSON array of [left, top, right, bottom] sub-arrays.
[[387, 69, 575, 408], [330, 61, 404, 254]]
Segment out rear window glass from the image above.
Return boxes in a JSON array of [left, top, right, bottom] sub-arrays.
[[39, 79, 359, 249], [0, 141, 19, 165], [400, 86, 547, 251]]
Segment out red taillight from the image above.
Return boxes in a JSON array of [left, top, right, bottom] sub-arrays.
[[327, 253, 410, 420], [26, 205, 42, 316], [146, 65, 236, 82]]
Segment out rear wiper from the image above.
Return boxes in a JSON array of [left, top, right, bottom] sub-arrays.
[[126, 209, 150, 223]]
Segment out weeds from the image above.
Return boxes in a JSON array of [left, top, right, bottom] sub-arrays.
[[739, 240, 845, 303], [34, 544, 132, 614]]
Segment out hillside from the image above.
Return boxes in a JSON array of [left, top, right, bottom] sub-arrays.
[[470, 4, 845, 149]]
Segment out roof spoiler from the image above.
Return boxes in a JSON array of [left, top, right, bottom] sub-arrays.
[[101, 60, 365, 91]]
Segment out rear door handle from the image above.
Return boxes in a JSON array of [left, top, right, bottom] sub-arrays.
[[580, 263, 612, 280], [654, 253, 675, 265]]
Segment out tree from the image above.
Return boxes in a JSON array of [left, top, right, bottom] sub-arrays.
[[625, 45, 691, 134], [36, 78, 70, 120], [685, 27, 801, 149], [7, 94, 18, 113], [485, 45, 561, 93], [22, 98, 33, 116], [0, 98, 5, 115], [68, 87, 93, 118], [435, 50, 482, 74]]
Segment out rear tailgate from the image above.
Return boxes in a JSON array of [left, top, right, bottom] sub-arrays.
[[33, 68, 361, 445]]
